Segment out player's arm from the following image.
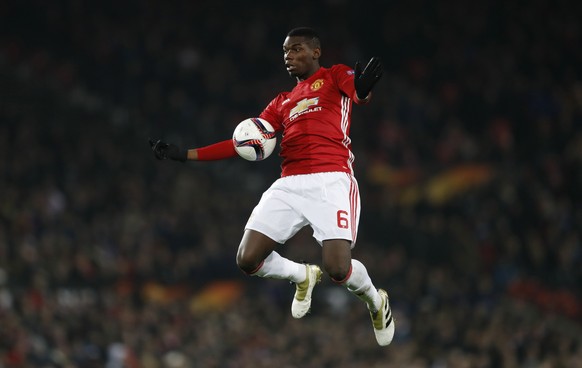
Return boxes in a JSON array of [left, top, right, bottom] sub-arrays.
[[353, 57, 383, 103], [149, 138, 237, 162], [149, 96, 283, 162]]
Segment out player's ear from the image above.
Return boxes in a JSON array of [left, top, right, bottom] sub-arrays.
[[313, 47, 321, 60]]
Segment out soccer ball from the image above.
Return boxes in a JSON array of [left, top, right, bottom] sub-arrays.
[[232, 118, 277, 161]]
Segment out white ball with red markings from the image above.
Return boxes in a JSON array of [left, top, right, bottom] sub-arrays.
[[232, 118, 277, 161]]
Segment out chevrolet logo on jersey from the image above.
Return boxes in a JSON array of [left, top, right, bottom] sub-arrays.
[[289, 97, 320, 118]]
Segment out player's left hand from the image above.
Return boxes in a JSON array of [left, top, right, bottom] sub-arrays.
[[354, 57, 383, 100], [149, 139, 187, 162]]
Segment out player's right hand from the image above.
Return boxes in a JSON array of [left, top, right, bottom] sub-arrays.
[[149, 139, 187, 162]]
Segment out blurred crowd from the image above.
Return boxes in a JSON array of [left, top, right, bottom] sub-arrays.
[[1, 0, 581, 367]]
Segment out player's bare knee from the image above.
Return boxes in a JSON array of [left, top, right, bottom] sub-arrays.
[[235, 248, 251, 271], [236, 247, 260, 274], [323, 262, 351, 283], [322, 239, 352, 281]]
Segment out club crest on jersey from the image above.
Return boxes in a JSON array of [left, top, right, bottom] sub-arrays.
[[289, 97, 320, 120], [311, 79, 324, 91]]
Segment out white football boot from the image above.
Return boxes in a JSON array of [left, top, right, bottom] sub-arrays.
[[370, 289, 395, 346], [291, 264, 322, 318]]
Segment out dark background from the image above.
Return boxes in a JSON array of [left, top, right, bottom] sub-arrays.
[[1, 0, 581, 366]]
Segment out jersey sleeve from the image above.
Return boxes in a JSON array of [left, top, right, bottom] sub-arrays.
[[331, 64, 369, 104], [196, 139, 237, 160], [259, 93, 286, 131]]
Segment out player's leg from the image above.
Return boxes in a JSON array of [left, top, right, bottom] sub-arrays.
[[322, 239, 381, 310], [239, 176, 322, 318], [236, 229, 322, 318], [322, 239, 395, 346], [309, 172, 394, 346], [237, 229, 303, 280], [321, 239, 352, 280]]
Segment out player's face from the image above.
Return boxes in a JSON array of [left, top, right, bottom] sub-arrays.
[[283, 36, 321, 81]]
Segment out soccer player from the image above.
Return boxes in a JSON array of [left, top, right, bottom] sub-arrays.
[[149, 27, 394, 346]]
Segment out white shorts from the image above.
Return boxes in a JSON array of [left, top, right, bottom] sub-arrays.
[[245, 172, 361, 246]]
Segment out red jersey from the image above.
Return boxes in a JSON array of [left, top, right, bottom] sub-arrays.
[[260, 65, 364, 177]]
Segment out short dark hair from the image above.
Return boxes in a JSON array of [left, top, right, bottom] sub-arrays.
[[287, 27, 321, 49]]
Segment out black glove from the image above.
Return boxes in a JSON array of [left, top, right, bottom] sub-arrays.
[[149, 139, 187, 162], [354, 57, 383, 100]]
